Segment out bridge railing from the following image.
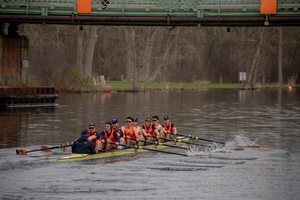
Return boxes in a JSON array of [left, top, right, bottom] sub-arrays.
[[0, 0, 299, 15]]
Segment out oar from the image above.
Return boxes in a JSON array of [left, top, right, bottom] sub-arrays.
[[16, 144, 72, 155], [112, 143, 188, 157], [162, 137, 211, 147], [176, 133, 226, 144], [145, 135, 210, 147], [140, 140, 189, 150]]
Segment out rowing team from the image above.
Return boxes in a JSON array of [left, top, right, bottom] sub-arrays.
[[72, 115, 177, 154]]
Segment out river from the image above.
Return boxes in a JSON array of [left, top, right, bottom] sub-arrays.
[[0, 89, 299, 199]]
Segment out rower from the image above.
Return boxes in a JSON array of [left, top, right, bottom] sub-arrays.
[[121, 117, 141, 146], [132, 117, 145, 146], [111, 118, 125, 149], [99, 121, 121, 151], [86, 122, 102, 153], [141, 116, 160, 142], [152, 115, 164, 142], [161, 115, 177, 139]]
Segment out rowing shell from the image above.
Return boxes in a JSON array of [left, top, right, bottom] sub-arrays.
[[58, 137, 188, 163]]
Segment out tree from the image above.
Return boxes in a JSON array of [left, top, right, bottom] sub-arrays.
[[278, 27, 283, 85], [83, 26, 98, 78], [246, 28, 264, 89], [17, 24, 300, 89]]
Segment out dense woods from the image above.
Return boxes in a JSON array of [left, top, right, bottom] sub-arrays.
[[18, 24, 300, 91]]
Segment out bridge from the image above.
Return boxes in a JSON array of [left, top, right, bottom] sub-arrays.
[[0, 0, 300, 26]]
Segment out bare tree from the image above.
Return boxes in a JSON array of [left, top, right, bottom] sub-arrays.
[[124, 27, 139, 90], [246, 27, 264, 89], [77, 26, 84, 72], [146, 27, 180, 82], [17, 24, 300, 89], [278, 27, 283, 85], [83, 26, 98, 77]]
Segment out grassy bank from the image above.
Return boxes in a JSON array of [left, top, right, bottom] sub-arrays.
[[106, 81, 238, 91], [101, 81, 299, 92]]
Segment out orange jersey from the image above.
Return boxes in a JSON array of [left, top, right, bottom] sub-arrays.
[[88, 130, 100, 147], [103, 130, 116, 143], [154, 123, 161, 129], [123, 126, 136, 139], [143, 124, 156, 137], [163, 123, 175, 133]]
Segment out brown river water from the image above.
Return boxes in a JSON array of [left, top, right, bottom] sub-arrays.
[[0, 89, 299, 199]]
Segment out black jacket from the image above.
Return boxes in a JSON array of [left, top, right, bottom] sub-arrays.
[[72, 136, 96, 154]]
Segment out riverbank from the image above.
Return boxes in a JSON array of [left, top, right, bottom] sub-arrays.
[[97, 81, 299, 92]]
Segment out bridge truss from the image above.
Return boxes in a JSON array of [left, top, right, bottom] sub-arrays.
[[0, 0, 300, 26]]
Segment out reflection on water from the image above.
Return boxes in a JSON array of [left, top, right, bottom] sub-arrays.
[[0, 89, 300, 199], [0, 89, 299, 149]]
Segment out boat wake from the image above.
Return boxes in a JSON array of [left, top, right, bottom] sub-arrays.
[[186, 145, 211, 156], [186, 134, 259, 156], [225, 134, 259, 148], [187, 144, 230, 156]]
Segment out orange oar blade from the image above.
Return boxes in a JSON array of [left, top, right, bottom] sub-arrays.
[[245, 145, 260, 148], [16, 149, 27, 155], [229, 147, 244, 151], [41, 145, 52, 152]]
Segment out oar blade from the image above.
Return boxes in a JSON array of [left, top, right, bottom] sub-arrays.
[[16, 149, 27, 155], [15, 144, 71, 155], [229, 147, 244, 151], [245, 145, 260, 148], [41, 145, 52, 152]]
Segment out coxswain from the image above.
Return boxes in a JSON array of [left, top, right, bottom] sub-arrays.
[[72, 130, 96, 154]]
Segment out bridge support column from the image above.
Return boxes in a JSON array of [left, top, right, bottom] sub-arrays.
[[0, 34, 29, 86]]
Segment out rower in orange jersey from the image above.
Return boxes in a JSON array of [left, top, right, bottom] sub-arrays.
[[132, 117, 145, 146], [111, 118, 125, 149], [121, 116, 141, 146], [151, 115, 164, 142], [161, 115, 177, 139], [132, 117, 141, 134], [87, 122, 102, 153], [98, 121, 120, 151], [141, 116, 160, 142]]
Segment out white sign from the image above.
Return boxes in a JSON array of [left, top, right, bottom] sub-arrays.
[[22, 60, 29, 68], [239, 72, 246, 81]]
